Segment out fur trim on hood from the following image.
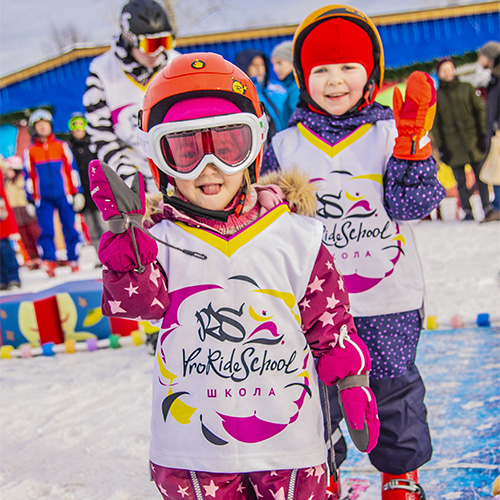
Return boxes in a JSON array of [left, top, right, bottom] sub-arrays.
[[144, 167, 318, 223], [257, 167, 318, 217]]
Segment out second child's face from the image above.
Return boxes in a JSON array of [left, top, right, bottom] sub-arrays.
[[308, 62, 368, 116], [175, 164, 244, 212], [438, 61, 455, 82]]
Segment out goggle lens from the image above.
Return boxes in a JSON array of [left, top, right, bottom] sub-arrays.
[[160, 125, 252, 174], [69, 119, 87, 131], [138, 32, 174, 54]]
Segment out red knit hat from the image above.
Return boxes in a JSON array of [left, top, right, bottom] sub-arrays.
[[301, 17, 374, 90]]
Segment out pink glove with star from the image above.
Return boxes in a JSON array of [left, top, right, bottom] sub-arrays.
[[88, 159, 157, 273], [318, 325, 380, 453]]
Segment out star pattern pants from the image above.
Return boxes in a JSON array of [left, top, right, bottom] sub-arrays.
[[151, 462, 329, 500]]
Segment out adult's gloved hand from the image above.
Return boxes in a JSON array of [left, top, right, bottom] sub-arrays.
[[392, 71, 436, 161], [88, 159, 157, 272], [72, 192, 86, 213], [317, 324, 380, 453]]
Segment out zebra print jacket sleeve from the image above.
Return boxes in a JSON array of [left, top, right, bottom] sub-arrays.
[[83, 54, 147, 185]]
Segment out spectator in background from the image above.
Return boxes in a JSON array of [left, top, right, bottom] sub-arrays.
[[0, 168, 21, 290], [67, 112, 107, 264], [271, 41, 300, 129], [25, 109, 84, 277], [83, 0, 179, 192], [2, 155, 41, 270], [431, 57, 490, 221], [235, 48, 286, 145], [477, 41, 500, 222]]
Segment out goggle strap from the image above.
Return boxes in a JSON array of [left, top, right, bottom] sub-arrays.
[[137, 128, 151, 158]]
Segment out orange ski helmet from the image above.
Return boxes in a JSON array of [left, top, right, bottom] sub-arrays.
[[140, 52, 266, 192], [293, 5, 385, 114]]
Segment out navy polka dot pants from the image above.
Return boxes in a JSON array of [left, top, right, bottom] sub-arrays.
[[326, 310, 433, 474]]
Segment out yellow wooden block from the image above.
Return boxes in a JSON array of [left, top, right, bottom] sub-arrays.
[[0, 345, 14, 359], [131, 330, 144, 346], [65, 339, 77, 353], [426, 316, 438, 330]]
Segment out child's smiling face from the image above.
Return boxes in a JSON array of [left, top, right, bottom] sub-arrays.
[[175, 164, 244, 212], [308, 62, 368, 116]]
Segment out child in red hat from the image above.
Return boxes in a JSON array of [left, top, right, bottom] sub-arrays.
[[262, 5, 445, 499]]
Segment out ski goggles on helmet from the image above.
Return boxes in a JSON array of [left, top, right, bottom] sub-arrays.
[[139, 113, 268, 180], [138, 31, 174, 54], [68, 116, 87, 131]]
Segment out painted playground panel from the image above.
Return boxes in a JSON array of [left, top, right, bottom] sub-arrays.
[[0, 279, 110, 347], [339, 327, 500, 499]]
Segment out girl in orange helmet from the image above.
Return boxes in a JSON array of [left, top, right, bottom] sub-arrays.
[[262, 5, 445, 499], [88, 52, 379, 499]]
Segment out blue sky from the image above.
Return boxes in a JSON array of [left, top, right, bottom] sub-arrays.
[[0, 0, 491, 76]]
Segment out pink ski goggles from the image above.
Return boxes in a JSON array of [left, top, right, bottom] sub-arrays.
[[139, 113, 268, 180]]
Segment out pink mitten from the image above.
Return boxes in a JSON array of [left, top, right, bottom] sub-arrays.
[[338, 382, 379, 453], [317, 325, 379, 453], [88, 159, 157, 272]]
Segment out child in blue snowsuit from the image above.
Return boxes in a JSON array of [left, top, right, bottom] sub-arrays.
[[261, 6, 445, 498], [25, 110, 84, 276]]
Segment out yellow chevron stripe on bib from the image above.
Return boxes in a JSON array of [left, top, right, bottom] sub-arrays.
[[297, 122, 372, 158], [175, 204, 290, 257]]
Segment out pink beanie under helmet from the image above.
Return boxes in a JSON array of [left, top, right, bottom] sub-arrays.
[[163, 97, 240, 122]]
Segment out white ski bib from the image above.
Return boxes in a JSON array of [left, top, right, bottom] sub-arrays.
[[272, 121, 424, 317], [149, 205, 328, 472]]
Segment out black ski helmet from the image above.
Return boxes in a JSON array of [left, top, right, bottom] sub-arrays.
[[120, 0, 174, 48]]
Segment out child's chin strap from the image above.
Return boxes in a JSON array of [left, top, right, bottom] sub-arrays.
[[163, 185, 248, 222]]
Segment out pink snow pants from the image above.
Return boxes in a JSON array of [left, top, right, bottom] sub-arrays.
[[150, 462, 329, 500]]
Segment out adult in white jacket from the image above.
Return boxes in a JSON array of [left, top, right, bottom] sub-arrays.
[[83, 0, 179, 192]]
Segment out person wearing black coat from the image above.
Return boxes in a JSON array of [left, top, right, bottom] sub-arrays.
[[67, 113, 107, 261], [431, 57, 490, 221]]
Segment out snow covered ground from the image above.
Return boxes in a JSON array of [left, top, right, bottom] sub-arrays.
[[0, 213, 499, 499]]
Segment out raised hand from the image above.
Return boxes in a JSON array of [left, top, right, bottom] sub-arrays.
[[392, 71, 436, 161]]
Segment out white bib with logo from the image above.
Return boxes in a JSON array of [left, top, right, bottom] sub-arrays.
[[272, 121, 424, 317], [149, 205, 328, 472]]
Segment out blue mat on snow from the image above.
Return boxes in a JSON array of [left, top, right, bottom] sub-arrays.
[[338, 327, 500, 499]]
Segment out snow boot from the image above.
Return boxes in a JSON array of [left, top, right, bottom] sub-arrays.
[[382, 470, 425, 500], [326, 470, 341, 500], [43, 260, 57, 278]]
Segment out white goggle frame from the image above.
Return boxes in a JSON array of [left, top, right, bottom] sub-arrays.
[[138, 112, 268, 180]]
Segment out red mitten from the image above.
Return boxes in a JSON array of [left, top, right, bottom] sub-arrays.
[[392, 71, 436, 161]]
